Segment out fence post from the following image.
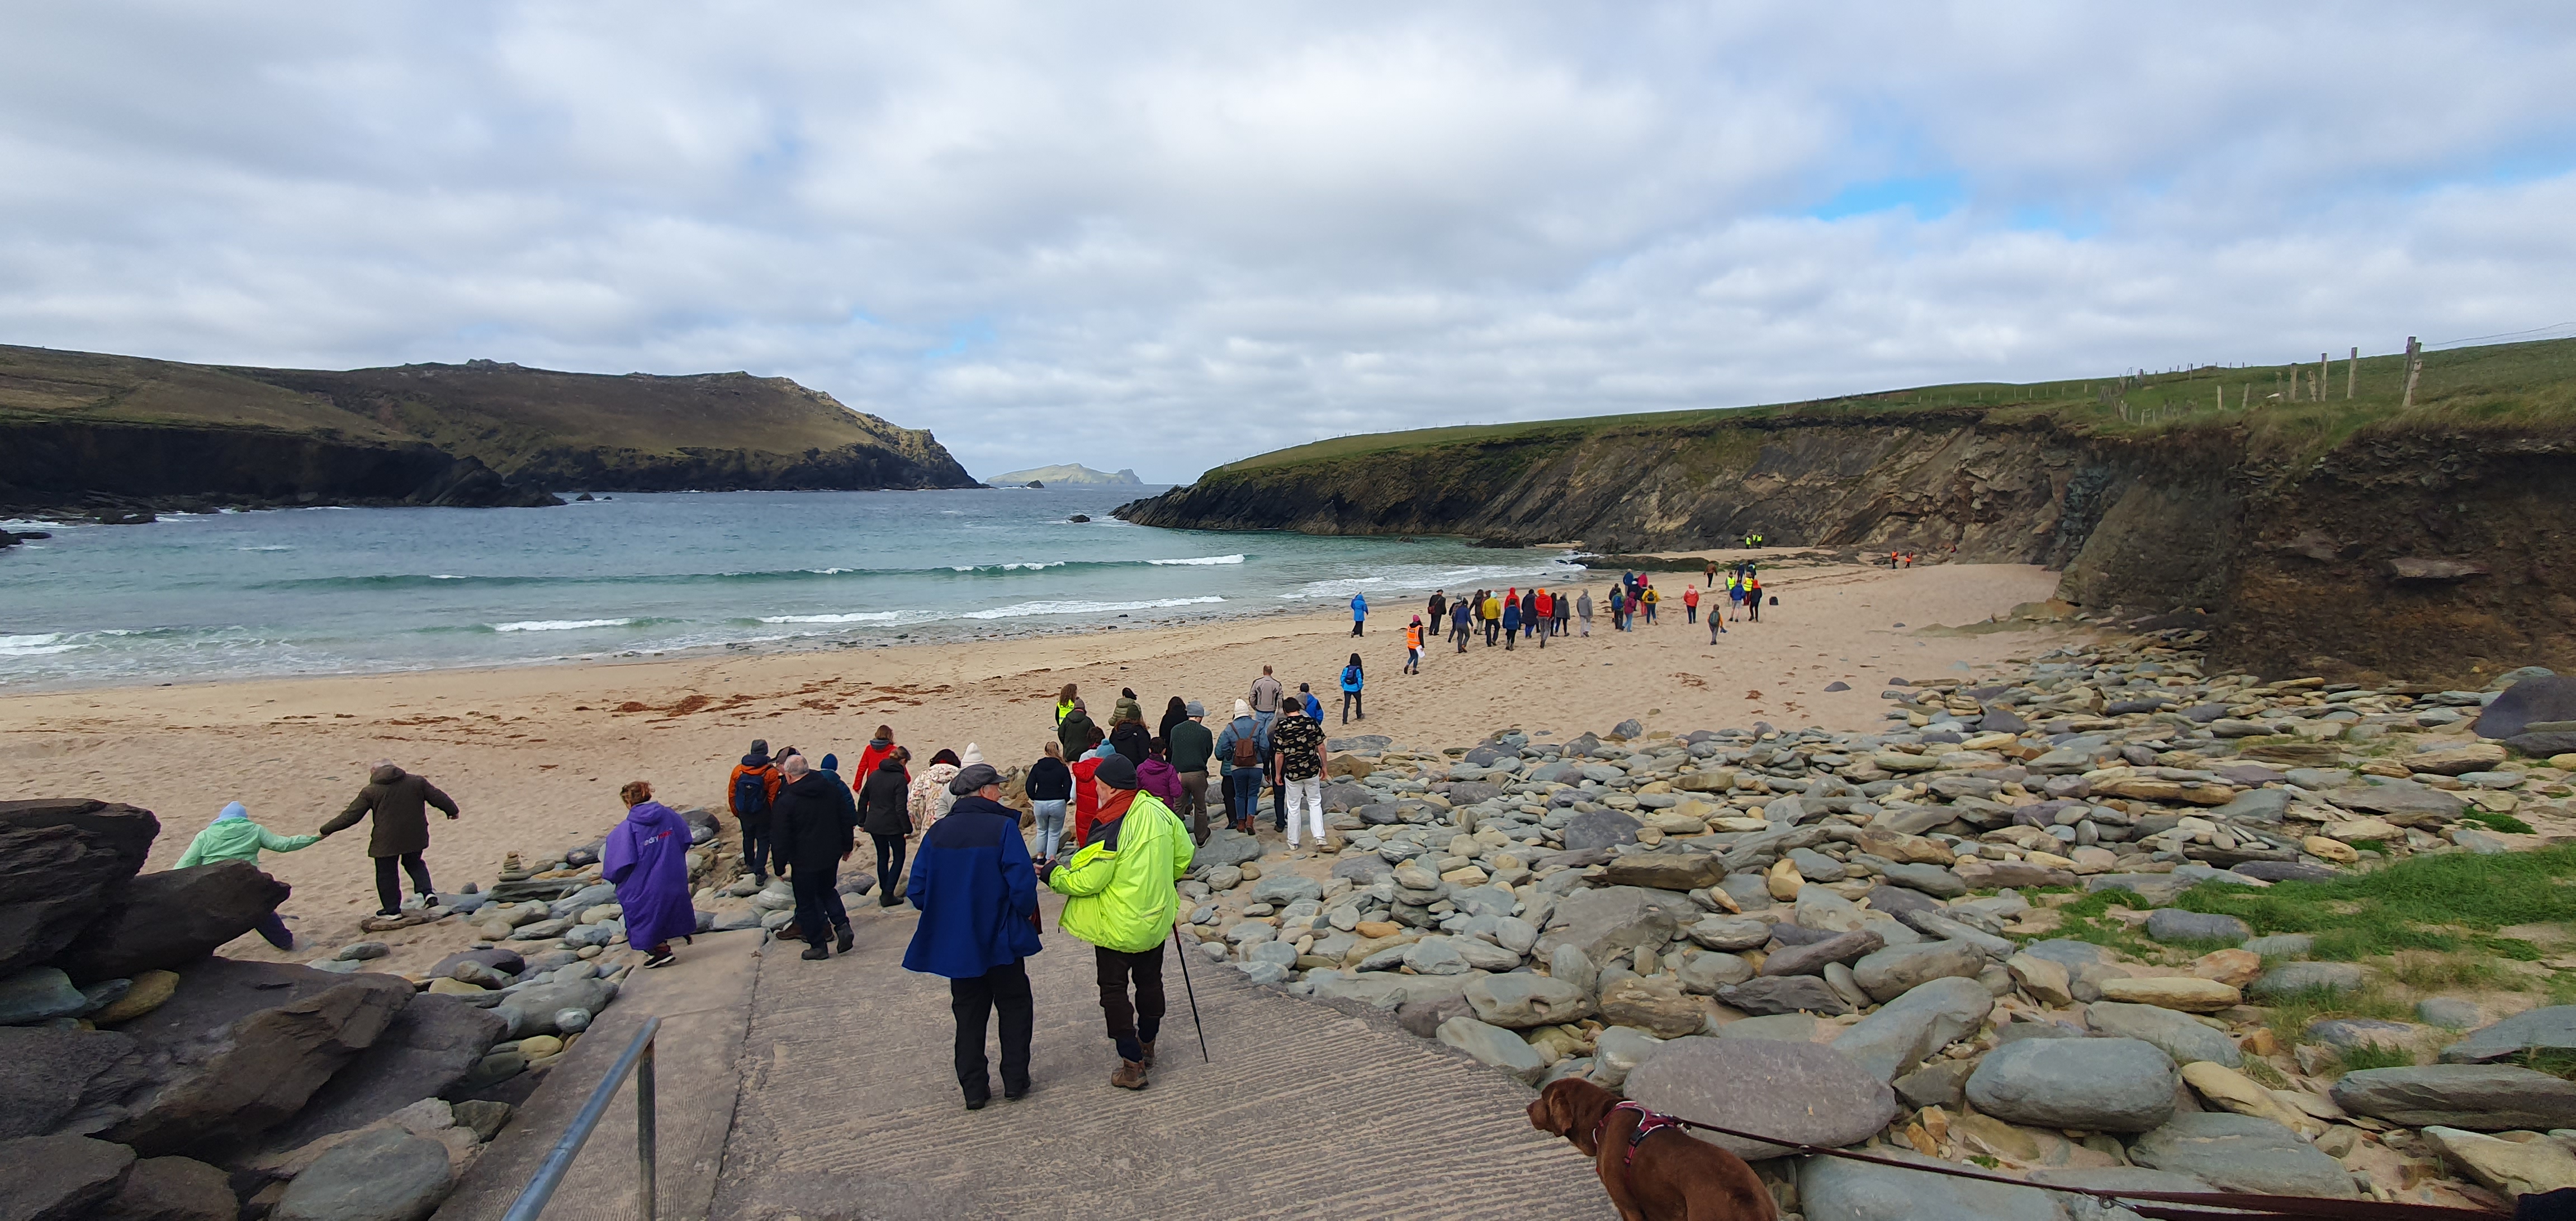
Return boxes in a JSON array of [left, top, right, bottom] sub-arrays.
[[2403, 337, 2422, 407], [2347, 347, 2357, 399], [638, 1039, 657, 1220]]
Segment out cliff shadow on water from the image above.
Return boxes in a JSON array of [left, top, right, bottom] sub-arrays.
[[1120, 341, 2576, 684]]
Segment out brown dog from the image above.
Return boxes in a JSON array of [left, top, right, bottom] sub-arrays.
[[1526, 1077, 1777, 1221]]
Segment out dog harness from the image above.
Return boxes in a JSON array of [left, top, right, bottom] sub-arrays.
[[1599, 1101, 1687, 1165]]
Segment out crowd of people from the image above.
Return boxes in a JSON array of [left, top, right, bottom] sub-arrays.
[[188, 557, 1814, 1114]]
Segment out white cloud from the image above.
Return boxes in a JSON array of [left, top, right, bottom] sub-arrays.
[[1, 2, 2570, 481]]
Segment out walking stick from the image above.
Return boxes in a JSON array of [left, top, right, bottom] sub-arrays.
[[1169, 922, 1211, 1064]]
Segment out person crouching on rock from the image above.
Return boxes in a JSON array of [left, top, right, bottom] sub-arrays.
[[605, 781, 697, 969], [321, 760, 458, 917], [1043, 753, 1194, 1090], [771, 754, 858, 959], [903, 762, 1043, 1109], [177, 801, 319, 950]]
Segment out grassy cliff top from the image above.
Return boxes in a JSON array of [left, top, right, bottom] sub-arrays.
[[0, 344, 935, 458], [1219, 337, 2576, 475]]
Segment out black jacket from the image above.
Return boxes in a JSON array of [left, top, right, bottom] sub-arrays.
[[771, 772, 856, 875], [1025, 756, 1073, 802], [858, 759, 912, 837], [1109, 720, 1152, 766]]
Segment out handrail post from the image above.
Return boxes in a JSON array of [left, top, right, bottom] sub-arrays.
[[502, 1015, 662, 1221], [637, 1038, 657, 1220]]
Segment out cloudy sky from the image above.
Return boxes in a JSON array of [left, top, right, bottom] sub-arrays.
[[5, 4, 2572, 482]]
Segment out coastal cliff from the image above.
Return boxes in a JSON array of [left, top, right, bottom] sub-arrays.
[[1119, 339, 2576, 683], [0, 345, 977, 512]]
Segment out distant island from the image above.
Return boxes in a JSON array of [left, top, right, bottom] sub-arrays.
[[987, 463, 1144, 487], [0, 345, 978, 514]]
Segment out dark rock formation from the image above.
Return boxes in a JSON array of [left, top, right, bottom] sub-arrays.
[[0, 799, 160, 975], [0, 1134, 136, 1219], [90, 959, 412, 1160], [2478, 675, 2576, 740], [0, 1027, 146, 1140], [94, 1154, 235, 1221], [57, 862, 292, 983], [259, 995, 506, 1151]]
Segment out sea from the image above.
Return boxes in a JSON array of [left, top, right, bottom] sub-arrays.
[[0, 488, 1588, 689]]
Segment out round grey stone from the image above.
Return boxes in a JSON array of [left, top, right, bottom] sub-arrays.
[[1964, 1037, 2178, 1132], [1627, 1035, 1899, 1159]]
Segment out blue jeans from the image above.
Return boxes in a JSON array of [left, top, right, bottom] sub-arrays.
[[1033, 799, 1067, 860], [1223, 770, 1263, 828]]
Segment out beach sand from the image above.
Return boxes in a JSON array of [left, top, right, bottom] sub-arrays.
[[0, 561, 2071, 963]]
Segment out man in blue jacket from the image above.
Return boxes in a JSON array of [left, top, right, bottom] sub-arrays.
[[902, 763, 1043, 1109]]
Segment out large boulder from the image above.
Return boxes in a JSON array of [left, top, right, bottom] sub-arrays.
[[1625, 1036, 1898, 1160], [1598, 853, 1723, 892], [56, 863, 291, 983], [2127, 1112, 2355, 1196], [271, 1127, 456, 1221], [1964, 1037, 2177, 1132], [1798, 1147, 2064, 1221], [0, 1026, 146, 1140], [493, 977, 614, 1039], [2421, 1125, 2576, 1198], [1535, 886, 1688, 963], [1560, 810, 1641, 852], [1849, 940, 1985, 1003], [96, 1154, 235, 1221], [2331, 1064, 2576, 1131], [254, 995, 508, 1151], [1598, 976, 1706, 1039], [0, 1133, 136, 1219], [1194, 829, 1265, 869], [2479, 675, 2576, 740], [2439, 1006, 2576, 1064], [1463, 974, 1591, 1029], [2326, 781, 2466, 825], [91, 959, 413, 1160], [1758, 930, 1882, 978], [1717, 976, 1851, 1017], [0, 799, 159, 976], [2086, 1001, 2241, 1068], [1434, 1018, 1546, 1083], [1830, 976, 1991, 1083]]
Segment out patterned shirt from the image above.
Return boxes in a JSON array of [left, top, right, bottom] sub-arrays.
[[1271, 714, 1326, 782]]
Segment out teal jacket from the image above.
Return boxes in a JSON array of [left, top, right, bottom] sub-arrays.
[[176, 817, 319, 868]]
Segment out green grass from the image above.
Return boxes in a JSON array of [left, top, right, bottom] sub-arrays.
[[2260, 985, 2412, 1047], [1208, 336, 2576, 476], [2388, 952, 2516, 992], [2171, 844, 2576, 960], [2334, 1043, 2417, 1072], [2482, 936, 2546, 962], [2462, 810, 2537, 835], [2521, 1049, 2576, 1082]]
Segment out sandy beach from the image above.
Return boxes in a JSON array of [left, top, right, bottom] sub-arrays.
[[0, 561, 2069, 960]]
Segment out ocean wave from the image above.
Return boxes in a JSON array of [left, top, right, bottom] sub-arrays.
[[487, 618, 634, 633], [758, 611, 899, 624], [235, 545, 294, 552], [0, 633, 84, 656], [949, 561, 1064, 572], [1147, 554, 1244, 566], [254, 555, 1250, 591], [962, 596, 1225, 620]]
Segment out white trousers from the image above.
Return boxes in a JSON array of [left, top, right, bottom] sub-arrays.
[[1283, 776, 1324, 845]]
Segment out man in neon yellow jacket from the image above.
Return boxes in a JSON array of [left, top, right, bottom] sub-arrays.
[[1043, 753, 1194, 1090], [174, 801, 320, 949]]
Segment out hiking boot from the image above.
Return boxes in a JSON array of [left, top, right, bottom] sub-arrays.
[[800, 944, 830, 960], [1003, 1077, 1030, 1101], [643, 945, 676, 969], [963, 1077, 991, 1110], [1110, 1059, 1149, 1090], [835, 925, 855, 953], [1141, 1040, 1157, 1068]]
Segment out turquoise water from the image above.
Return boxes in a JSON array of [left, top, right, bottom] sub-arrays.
[[0, 489, 1584, 688]]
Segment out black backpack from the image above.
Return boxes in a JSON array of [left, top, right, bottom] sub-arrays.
[[732, 769, 772, 819]]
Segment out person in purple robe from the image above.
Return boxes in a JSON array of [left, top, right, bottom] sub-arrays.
[[605, 781, 697, 969]]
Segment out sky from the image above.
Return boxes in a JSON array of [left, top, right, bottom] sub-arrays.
[[4, 4, 2573, 484]]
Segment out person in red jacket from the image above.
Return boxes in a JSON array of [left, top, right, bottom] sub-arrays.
[[1683, 583, 1701, 624], [1069, 726, 1108, 848]]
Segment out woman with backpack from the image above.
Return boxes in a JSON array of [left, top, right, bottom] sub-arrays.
[[1213, 701, 1268, 834], [860, 750, 913, 907], [1339, 652, 1366, 723], [910, 749, 963, 834]]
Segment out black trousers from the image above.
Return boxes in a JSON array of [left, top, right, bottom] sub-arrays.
[[741, 817, 772, 881], [950, 959, 1034, 1096], [789, 862, 848, 939], [1342, 691, 1362, 722], [1484, 619, 1498, 645], [872, 834, 907, 905], [372, 853, 432, 914], [1095, 943, 1167, 1063]]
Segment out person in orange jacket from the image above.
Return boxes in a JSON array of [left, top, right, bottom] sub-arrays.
[[728, 739, 785, 884]]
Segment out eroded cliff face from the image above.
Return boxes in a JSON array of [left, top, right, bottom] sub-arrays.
[[0, 419, 557, 509], [1117, 416, 2576, 683]]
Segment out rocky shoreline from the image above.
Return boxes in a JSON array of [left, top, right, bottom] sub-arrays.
[[1177, 639, 2576, 1214]]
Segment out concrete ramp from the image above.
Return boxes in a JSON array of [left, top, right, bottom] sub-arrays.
[[708, 897, 1610, 1220]]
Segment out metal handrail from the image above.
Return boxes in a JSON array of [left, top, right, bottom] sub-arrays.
[[503, 1014, 661, 1221]]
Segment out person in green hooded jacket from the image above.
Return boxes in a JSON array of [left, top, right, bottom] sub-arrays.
[[176, 801, 319, 949], [1043, 753, 1194, 1091]]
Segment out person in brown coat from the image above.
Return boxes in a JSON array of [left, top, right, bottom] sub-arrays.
[[321, 761, 460, 916]]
